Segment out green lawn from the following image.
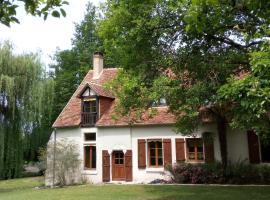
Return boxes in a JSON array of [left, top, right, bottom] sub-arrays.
[[0, 177, 270, 200]]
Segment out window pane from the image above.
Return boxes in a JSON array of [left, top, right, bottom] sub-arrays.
[[158, 157, 163, 166], [149, 141, 155, 149], [91, 146, 96, 168], [150, 149, 155, 157], [197, 146, 203, 153], [158, 148, 162, 157], [150, 157, 156, 166], [90, 101, 96, 113], [189, 152, 195, 160], [189, 146, 195, 153], [157, 141, 162, 148], [85, 133, 96, 141], [159, 98, 166, 106], [119, 158, 124, 164], [197, 152, 204, 160], [84, 146, 90, 168], [83, 102, 90, 112]]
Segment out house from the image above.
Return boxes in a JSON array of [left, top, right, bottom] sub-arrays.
[[45, 52, 266, 185]]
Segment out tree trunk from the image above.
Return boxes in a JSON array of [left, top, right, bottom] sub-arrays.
[[217, 116, 227, 168]]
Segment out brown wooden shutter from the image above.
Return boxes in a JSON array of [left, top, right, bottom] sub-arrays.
[[125, 150, 132, 181], [204, 139, 215, 163], [163, 139, 172, 167], [247, 131, 260, 164], [102, 150, 110, 182], [175, 138, 185, 161], [138, 139, 146, 169]]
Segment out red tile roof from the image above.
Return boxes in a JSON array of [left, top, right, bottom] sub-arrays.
[[96, 101, 176, 127], [52, 68, 176, 128]]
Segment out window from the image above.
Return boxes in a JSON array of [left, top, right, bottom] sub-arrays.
[[83, 99, 97, 113], [148, 140, 163, 167], [186, 138, 204, 162], [85, 133, 96, 141], [152, 97, 167, 107], [82, 98, 98, 126], [114, 151, 124, 164], [84, 145, 96, 169]]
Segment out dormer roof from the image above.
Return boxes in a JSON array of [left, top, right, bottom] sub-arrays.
[[52, 68, 118, 128]]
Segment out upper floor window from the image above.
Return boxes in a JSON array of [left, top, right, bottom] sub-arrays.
[[152, 97, 167, 107], [81, 98, 98, 127], [83, 99, 97, 113], [79, 85, 99, 127]]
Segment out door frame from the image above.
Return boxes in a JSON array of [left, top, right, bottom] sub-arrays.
[[112, 150, 126, 181]]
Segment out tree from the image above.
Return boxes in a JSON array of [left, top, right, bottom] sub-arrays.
[[218, 41, 270, 134], [99, 0, 270, 167], [0, 0, 68, 27], [0, 41, 54, 179]]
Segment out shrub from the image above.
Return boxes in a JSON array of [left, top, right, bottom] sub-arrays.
[[45, 139, 82, 186], [166, 161, 270, 184]]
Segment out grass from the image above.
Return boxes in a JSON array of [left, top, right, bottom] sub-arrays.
[[0, 177, 270, 200]]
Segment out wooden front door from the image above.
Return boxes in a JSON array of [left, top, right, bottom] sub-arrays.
[[112, 151, 125, 181]]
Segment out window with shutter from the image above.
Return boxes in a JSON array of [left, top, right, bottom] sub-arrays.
[[186, 138, 204, 162], [148, 140, 163, 167]]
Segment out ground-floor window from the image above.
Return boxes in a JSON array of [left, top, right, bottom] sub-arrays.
[[186, 138, 204, 162], [148, 140, 163, 167], [84, 145, 96, 169]]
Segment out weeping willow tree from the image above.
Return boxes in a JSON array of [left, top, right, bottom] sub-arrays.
[[0, 41, 55, 179]]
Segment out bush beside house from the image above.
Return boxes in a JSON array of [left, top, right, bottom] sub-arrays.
[[166, 162, 270, 184]]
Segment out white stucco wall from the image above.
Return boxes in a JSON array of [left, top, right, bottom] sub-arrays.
[[45, 124, 250, 185]]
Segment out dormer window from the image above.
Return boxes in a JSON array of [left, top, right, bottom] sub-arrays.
[[152, 97, 167, 107], [80, 85, 99, 127]]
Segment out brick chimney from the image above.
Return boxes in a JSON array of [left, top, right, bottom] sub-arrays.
[[93, 52, 103, 79]]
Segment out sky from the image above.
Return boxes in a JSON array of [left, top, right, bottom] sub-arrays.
[[0, 0, 101, 68]]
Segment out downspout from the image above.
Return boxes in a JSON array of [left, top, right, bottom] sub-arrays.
[[52, 128, 57, 187], [129, 122, 133, 149]]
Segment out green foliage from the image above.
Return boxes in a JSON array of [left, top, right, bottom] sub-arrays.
[[167, 161, 270, 184], [218, 41, 270, 134], [0, 41, 55, 179], [0, 0, 68, 26], [99, 0, 269, 121], [99, 0, 270, 165]]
